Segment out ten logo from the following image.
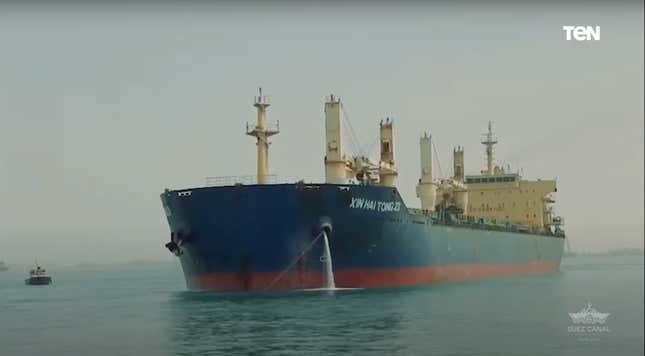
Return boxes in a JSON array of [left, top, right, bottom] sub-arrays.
[[563, 26, 600, 41]]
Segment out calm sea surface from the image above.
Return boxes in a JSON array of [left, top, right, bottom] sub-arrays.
[[1, 255, 643, 356]]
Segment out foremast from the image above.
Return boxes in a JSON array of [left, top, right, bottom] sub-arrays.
[[246, 87, 279, 184]]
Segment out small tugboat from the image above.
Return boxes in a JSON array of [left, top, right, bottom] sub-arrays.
[[0, 261, 9, 272], [25, 264, 52, 285]]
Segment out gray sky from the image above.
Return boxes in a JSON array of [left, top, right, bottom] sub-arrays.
[[0, 3, 643, 266]]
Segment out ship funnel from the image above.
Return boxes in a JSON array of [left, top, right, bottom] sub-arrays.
[[416, 132, 437, 212], [246, 87, 279, 184]]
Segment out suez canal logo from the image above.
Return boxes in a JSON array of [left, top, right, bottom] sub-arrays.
[[567, 301, 611, 341], [349, 197, 401, 212], [563, 25, 600, 41]]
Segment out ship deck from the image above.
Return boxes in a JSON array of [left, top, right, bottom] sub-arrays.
[[408, 208, 565, 239]]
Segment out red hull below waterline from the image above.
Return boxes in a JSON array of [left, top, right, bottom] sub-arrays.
[[189, 262, 560, 292]]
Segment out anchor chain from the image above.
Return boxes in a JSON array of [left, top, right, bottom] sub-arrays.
[[264, 230, 325, 291]]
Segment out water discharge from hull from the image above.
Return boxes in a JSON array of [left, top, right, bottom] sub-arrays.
[[297, 231, 363, 292], [321, 231, 335, 289], [264, 229, 360, 292]]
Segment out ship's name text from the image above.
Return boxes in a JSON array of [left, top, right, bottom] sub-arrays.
[[349, 198, 401, 212]]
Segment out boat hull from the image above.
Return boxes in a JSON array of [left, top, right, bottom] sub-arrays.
[[25, 276, 52, 285], [161, 184, 564, 292]]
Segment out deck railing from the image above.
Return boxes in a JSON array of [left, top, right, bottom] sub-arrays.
[[204, 175, 278, 187], [408, 208, 565, 237]]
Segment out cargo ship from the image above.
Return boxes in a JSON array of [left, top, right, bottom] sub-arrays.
[[161, 90, 565, 292]]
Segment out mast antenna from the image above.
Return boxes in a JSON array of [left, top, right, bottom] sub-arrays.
[[481, 121, 498, 175], [246, 87, 279, 184]]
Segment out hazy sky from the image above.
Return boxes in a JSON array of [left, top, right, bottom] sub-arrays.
[[0, 2, 642, 265]]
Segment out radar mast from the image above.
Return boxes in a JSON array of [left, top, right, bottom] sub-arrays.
[[481, 121, 498, 175]]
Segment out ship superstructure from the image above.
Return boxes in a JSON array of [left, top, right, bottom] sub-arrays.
[[415, 122, 563, 235], [161, 90, 565, 292]]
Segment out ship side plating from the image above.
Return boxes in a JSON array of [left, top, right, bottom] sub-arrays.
[[161, 183, 563, 291]]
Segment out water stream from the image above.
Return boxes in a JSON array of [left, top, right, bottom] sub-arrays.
[[321, 231, 336, 289]]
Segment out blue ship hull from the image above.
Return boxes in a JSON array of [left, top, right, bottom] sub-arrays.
[[161, 184, 564, 291]]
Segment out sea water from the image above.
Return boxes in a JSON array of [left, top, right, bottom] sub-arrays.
[[0, 255, 642, 356]]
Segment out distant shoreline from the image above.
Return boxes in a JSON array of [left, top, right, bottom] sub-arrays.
[[564, 248, 644, 257]]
